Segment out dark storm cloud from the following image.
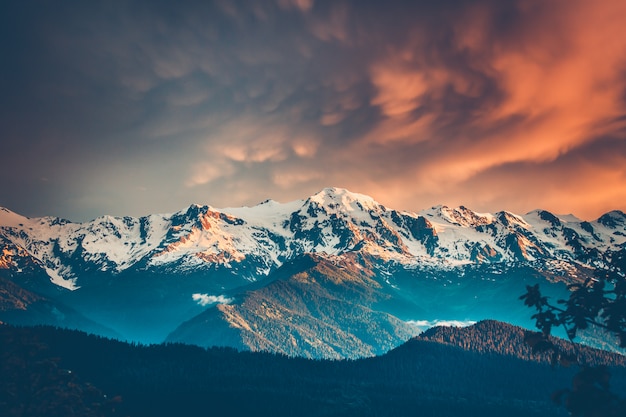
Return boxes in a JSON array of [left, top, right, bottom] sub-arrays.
[[1, 0, 625, 220]]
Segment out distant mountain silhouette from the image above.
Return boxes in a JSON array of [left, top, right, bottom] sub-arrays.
[[0, 277, 119, 339]]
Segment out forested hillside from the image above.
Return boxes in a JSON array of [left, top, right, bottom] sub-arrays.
[[418, 319, 626, 364], [2, 323, 625, 417]]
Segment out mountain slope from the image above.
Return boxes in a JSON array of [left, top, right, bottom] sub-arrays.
[[167, 254, 419, 358], [0, 276, 119, 339]]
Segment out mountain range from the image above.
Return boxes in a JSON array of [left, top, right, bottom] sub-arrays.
[[1, 187, 625, 358]]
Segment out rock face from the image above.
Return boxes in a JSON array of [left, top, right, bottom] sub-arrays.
[[1, 188, 625, 357]]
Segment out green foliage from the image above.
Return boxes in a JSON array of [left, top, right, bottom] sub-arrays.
[[521, 269, 626, 416]]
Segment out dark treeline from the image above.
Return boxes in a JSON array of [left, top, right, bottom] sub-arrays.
[[1, 323, 625, 417]]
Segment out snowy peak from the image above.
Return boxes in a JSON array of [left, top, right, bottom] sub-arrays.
[[150, 206, 250, 269], [297, 188, 386, 229], [426, 205, 495, 227], [597, 210, 626, 230], [222, 198, 302, 232], [536, 210, 564, 227], [524, 209, 582, 228], [495, 211, 530, 229], [305, 187, 383, 214], [284, 188, 417, 259], [0, 207, 30, 228]]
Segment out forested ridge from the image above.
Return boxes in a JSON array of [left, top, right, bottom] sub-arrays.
[[1, 322, 625, 417], [418, 320, 626, 365]]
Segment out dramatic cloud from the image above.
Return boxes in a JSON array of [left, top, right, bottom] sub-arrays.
[[0, 0, 624, 221]]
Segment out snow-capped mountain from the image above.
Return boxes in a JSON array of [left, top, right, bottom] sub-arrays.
[[1, 188, 625, 356], [1, 187, 624, 292]]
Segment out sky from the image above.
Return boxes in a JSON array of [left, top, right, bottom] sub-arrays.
[[1, 0, 625, 222]]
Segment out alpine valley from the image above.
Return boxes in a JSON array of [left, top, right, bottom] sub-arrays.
[[1, 187, 625, 359]]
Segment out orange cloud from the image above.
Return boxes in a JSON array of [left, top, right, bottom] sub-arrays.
[[370, 63, 428, 117], [483, 0, 626, 154], [291, 137, 319, 157], [272, 169, 322, 188], [363, 0, 626, 189], [186, 161, 235, 187]]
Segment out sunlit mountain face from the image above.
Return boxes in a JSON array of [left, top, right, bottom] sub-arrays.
[[2, 188, 625, 357]]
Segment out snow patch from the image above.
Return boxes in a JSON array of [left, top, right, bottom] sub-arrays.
[[45, 267, 79, 291]]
